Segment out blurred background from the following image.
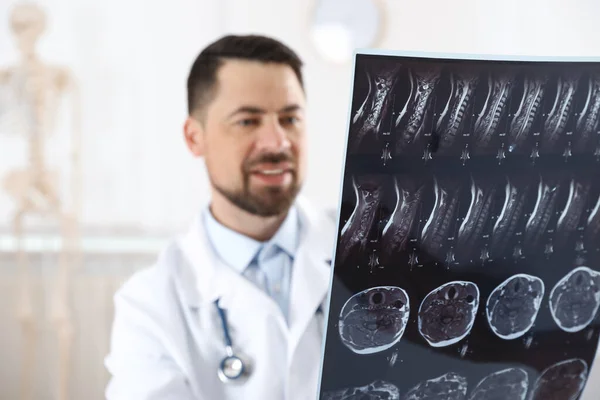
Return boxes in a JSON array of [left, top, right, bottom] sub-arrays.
[[1, 0, 600, 399]]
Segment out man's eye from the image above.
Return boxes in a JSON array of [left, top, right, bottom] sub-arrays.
[[282, 116, 299, 125], [238, 119, 258, 127]]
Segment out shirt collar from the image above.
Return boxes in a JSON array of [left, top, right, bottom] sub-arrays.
[[202, 205, 300, 274]]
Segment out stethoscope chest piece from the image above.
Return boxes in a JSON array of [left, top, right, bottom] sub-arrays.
[[218, 353, 251, 383]]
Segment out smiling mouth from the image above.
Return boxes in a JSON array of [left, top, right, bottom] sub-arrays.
[[250, 168, 293, 176], [248, 168, 294, 186], [256, 169, 286, 175], [249, 162, 294, 174]]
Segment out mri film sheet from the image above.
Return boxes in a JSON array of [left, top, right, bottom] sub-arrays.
[[318, 52, 600, 400]]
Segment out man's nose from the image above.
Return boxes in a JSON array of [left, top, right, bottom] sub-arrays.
[[255, 118, 291, 152]]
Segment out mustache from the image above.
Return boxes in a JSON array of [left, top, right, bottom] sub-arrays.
[[245, 151, 295, 168]]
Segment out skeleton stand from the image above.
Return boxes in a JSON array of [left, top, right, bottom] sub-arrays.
[[1, 3, 82, 400]]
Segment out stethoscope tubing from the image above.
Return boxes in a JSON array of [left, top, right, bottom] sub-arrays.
[[214, 299, 235, 357]]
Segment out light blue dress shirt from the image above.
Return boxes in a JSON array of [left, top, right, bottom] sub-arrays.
[[202, 206, 300, 324]]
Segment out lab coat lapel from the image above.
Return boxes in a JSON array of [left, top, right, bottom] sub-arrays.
[[178, 212, 280, 314], [287, 198, 336, 357], [178, 211, 286, 333], [177, 214, 223, 305]]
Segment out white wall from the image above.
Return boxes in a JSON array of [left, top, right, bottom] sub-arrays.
[[1, 0, 600, 398], [2, 0, 599, 234], [0, 0, 223, 234]]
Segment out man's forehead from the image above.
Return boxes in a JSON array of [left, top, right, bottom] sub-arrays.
[[212, 60, 304, 113], [217, 60, 301, 93]]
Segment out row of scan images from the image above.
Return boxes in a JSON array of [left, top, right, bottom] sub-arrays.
[[338, 266, 599, 355], [322, 360, 588, 400], [338, 173, 600, 266], [349, 59, 600, 159]]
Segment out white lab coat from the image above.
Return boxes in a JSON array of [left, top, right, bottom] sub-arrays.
[[104, 196, 337, 400]]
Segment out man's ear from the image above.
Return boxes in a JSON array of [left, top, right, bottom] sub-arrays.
[[183, 116, 205, 157]]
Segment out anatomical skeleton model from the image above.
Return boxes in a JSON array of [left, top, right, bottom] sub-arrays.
[[0, 3, 82, 400]]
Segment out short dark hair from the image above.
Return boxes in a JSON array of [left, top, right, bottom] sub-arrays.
[[186, 34, 304, 118]]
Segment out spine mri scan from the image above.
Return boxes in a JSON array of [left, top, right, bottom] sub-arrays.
[[319, 54, 600, 400]]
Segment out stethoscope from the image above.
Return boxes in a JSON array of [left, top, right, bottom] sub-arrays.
[[214, 298, 251, 383], [214, 258, 331, 384]]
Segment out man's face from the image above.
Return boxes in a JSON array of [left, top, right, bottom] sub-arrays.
[[189, 59, 307, 217]]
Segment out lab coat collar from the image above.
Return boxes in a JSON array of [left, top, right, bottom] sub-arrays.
[[201, 204, 301, 274], [201, 207, 262, 274], [177, 196, 335, 313], [177, 211, 224, 308]]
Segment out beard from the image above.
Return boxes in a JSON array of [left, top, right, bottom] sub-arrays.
[[211, 151, 302, 217]]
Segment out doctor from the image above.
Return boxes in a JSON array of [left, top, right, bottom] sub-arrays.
[[104, 34, 337, 399]]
